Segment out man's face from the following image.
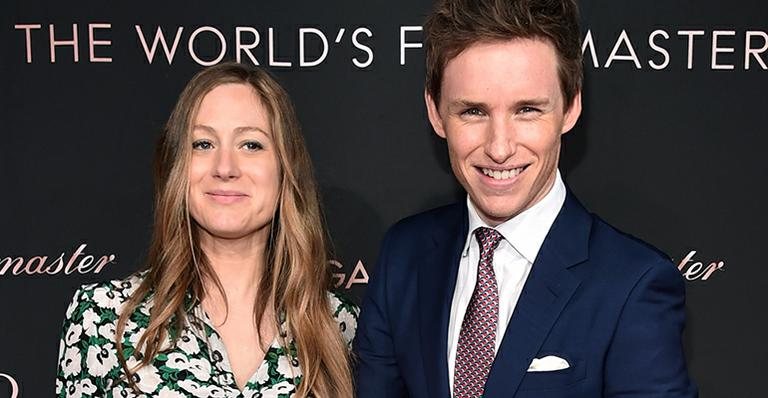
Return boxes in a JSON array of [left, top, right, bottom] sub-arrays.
[[426, 39, 581, 226]]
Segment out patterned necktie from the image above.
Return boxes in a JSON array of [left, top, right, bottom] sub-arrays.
[[454, 227, 503, 398]]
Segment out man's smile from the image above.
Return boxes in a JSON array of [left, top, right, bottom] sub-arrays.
[[478, 165, 529, 181]]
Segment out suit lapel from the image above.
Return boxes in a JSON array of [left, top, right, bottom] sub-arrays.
[[418, 204, 467, 398], [484, 192, 592, 397]]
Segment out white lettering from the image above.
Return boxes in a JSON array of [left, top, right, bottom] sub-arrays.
[[352, 27, 374, 68], [711, 30, 736, 70], [400, 26, 422, 66], [581, 29, 599, 68], [268, 27, 291, 67], [0, 373, 19, 398], [648, 29, 670, 70], [605, 30, 641, 68], [235, 27, 260, 65], [745, 31, 768, 70], [299, 28, 329, 67], [334, 28, 345, 43], [188, 26, 227, 66], [677, 30, 705, 69]]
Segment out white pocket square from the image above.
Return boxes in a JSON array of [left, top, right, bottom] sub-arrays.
[[527, 355, 570, 372]]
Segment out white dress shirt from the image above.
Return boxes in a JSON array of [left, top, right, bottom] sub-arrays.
[[447, 171, 567, 393]]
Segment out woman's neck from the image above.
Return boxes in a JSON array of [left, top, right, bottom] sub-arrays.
[[198, 229, 268, 309]]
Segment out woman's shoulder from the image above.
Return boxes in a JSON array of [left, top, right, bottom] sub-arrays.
[[64, 273, 146, 321], [57, 273, 149, 393], [326, 290, 360, 347]]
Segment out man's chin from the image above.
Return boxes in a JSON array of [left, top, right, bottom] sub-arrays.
[[473, 200, 524, 226]]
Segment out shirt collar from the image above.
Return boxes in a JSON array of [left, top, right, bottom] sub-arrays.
[[463, 170, 566, 264]]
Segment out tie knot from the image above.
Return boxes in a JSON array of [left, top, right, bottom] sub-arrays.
[[474, 227, 503, 253]]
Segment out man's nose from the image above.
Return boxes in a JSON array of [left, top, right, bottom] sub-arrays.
[[484, 118, 517, 163]]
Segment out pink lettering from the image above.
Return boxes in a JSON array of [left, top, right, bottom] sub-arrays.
[[677, 250, 725, 281], [135, 25, 183, 64], [49, 23, 79, 63], [0, 257, 24, 275], [0, 244, 117, 277], [14, 24, 41, 63], [88, 23, 112, 62]]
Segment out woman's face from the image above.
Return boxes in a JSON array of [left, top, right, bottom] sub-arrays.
[[188, 83, 281, 243]]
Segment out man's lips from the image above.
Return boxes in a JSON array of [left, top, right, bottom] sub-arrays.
[[476, 164, 529, 181]]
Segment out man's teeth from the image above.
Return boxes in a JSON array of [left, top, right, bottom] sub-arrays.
[[481, 167, 524, 180]]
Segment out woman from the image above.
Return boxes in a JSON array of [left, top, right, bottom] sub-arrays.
[[55, 63, 358, 397]]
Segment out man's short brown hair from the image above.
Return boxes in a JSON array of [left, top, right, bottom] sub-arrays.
[[424, 0, 583, 109]]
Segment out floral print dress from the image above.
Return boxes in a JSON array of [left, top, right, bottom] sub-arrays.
[[55, 274, 359, 397]]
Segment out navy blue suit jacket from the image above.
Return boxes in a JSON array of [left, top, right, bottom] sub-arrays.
[[355, 193, 697, 397]]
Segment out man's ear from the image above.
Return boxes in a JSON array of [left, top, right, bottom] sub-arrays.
[[425, 89, 447, 138], [561, 91, 582, 135]]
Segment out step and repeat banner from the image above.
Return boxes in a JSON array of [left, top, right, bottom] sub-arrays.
[[1, 0, 766, 396]]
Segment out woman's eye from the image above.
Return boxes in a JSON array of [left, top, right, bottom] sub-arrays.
[[192, 140, 213, 150], [242, 141, 264, 151]]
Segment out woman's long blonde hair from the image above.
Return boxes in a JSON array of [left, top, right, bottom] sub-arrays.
[[115, 62, 353, 397]]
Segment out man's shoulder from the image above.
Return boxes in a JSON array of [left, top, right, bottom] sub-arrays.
[[557, 191, 671, 265], [554, 192, 681, 290], [586, 213, 678, 281], [589, 216, 669, 260]]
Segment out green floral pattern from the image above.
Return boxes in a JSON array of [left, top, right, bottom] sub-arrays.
[[56, 274, 359, 397]]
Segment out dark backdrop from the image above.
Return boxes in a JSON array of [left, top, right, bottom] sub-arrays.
[[1, 1, 767, 397]]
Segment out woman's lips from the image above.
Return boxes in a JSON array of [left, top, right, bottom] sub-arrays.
[[206, 190, 248, 204]]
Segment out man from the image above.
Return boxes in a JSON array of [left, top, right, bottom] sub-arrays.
[[354, 0, 697, 397]]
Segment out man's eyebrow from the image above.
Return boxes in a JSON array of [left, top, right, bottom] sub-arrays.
[[514, 98, 552, 108], [446, 98, 553, 110], [447, 99, 488, 109]]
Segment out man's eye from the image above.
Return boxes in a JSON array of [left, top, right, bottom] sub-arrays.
[[242, 141, 264, 151], [519, 106, 541, 114], [461, 107, 485, 117], [192, 140, 213, 150]]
